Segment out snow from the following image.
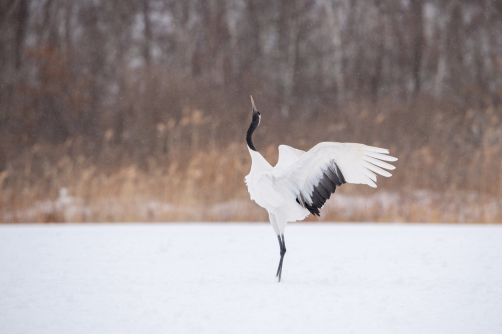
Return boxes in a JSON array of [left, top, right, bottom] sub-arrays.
[[1, 223, 501, 333]]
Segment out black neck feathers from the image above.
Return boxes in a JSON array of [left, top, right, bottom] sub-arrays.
[[246, 111, 260, 151]]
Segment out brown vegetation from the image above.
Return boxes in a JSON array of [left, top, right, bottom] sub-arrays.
[[2, 97, 501, 223]]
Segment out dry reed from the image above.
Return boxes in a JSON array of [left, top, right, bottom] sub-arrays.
[[1, 102, 502, 224]]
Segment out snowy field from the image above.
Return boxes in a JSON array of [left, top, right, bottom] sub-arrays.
[[1, 223, 502, 334]]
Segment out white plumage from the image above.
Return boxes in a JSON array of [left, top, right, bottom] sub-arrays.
[[244, 96, 397, 282]]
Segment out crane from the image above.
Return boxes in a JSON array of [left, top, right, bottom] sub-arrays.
[[245, 96, 397, 282]]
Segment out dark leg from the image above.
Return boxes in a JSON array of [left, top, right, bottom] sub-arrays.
[[276, 234, 287, 282], [276, 235, 283, 277]]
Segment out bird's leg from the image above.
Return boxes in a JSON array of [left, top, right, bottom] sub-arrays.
[[276, 234, 287, 282], [279, 234, 286, 281], [276, 235, 283, 278]]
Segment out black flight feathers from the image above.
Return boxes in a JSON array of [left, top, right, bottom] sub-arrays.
[[296, 161, 346, 217]]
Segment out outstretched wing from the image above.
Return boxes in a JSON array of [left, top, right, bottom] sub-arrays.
[[276, 145, 306, 168], [272, 142, 397, 216]]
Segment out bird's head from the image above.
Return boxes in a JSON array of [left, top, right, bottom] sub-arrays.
[[250, 95, 261, 125]]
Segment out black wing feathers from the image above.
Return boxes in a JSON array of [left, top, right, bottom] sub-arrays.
[[296, 161, 346, 217]]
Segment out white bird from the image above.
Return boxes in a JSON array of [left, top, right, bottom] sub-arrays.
[[245, 96, 398, 282]]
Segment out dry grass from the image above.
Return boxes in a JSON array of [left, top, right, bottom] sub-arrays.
[[1, 140, 501, 224], [2, 99, 502, 224]]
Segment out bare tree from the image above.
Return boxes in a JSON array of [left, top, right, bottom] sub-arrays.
[[410, 0, 424, 95]]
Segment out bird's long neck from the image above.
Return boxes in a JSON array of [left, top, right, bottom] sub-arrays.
[[246, 115, 259, 151], [246, 113, 271, 171]]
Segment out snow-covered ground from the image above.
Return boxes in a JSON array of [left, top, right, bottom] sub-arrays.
[[1, 223, 501, 333]]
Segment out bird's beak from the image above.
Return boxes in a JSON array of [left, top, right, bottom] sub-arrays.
[[250, 95, 258, 113]]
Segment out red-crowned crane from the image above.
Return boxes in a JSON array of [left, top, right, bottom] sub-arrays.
[[245, 96, 397, 282]]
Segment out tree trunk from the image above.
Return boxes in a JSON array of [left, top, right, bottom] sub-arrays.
[[323, 0, 345, 104], [142, 0, 151, 66], [410, 0, 423, 95], [14, 0, 28, 70]]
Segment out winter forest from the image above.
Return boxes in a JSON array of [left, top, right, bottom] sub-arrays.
[[1, 0, 502, 223]]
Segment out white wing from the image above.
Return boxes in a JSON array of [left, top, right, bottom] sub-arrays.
[[276, 145, 306, 168], [271, 142, 397, 216]]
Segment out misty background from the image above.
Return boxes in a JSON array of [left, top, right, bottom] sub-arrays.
[[1, 0, 501, 223]]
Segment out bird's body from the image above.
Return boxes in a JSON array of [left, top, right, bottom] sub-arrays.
[[245, 97, 397, 282]]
